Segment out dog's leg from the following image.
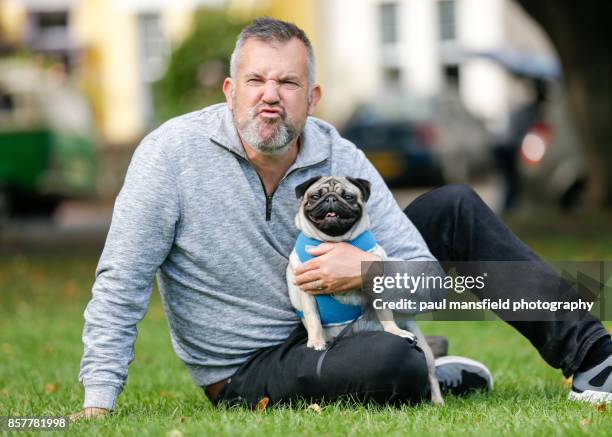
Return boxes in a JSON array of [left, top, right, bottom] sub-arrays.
[[375, 308, 416, 342], [299, 289, 327, 350], [408, 322, 444, 405], [287, 255, 327, 350]]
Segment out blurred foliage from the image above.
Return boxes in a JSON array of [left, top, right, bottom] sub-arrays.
[[153, 8, 247, 122]]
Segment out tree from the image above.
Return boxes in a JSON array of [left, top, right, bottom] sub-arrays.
[[516, 0, 612, 207], [154, 8, 247, 122]]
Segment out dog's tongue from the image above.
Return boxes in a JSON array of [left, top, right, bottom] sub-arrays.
[[325, 212, 337, 218]]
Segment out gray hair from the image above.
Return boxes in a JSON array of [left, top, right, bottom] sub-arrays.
[[230, 17, 316, 91]]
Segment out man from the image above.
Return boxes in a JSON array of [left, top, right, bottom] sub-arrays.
[[72, 18, 611, 419]]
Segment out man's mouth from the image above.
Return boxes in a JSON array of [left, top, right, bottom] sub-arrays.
[[258, 107, 283, 118]]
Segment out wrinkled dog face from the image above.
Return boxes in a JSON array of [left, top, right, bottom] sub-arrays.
[[295, 176, 371, 237]]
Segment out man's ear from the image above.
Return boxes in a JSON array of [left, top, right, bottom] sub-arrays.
[[222, 77, 234, 110], [295, 176, 323, 199], [307, 84, 322, 116], [346, 177, 371, 202]]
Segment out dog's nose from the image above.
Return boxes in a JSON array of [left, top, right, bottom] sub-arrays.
[[326, 196, 337, 205]]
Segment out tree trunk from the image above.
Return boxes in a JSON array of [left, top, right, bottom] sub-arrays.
[[516, 0, 612, 207]]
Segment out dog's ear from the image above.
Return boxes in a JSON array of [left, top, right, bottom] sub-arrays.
[[295, 176, 323, 199], [346, 177, 371, 202]]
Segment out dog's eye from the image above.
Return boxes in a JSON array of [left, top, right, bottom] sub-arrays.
[[310, 194, 320, 200], [342, 194, 355, 201]]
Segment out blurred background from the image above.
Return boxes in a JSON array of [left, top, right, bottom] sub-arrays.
[[2, 2, 611, 416], [0, 0, 610, 252]]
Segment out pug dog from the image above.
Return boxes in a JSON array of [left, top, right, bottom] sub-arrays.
[[286, 176, 444, 405]]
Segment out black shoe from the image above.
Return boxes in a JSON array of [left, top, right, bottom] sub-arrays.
[[435, 356, 493, 396]]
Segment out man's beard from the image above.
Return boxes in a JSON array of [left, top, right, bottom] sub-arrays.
[[232, 101, 303, 155]]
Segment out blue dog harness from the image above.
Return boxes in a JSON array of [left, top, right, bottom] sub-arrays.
[[294, 230, 377, 326]]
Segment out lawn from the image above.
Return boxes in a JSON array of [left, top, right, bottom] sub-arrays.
[[1, 228, 611, 436]]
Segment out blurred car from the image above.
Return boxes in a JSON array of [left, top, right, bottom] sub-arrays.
[[341, 90, 492, 187], [469, 49, 585, 210], [342, 115, 444, 187], [517, 83, 586, 210], [0, 59, 98, 220], [430, 88, 494, 182]]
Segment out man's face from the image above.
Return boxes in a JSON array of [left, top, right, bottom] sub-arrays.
[[223, 37, 321, 155]]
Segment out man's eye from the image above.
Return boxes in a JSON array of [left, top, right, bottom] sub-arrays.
[[281, 81, 300, 90], [246, 78, 264, 85]]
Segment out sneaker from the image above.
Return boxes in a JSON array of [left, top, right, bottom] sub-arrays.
[[435, 356, 493, 396], [569, 354, 612, 404]]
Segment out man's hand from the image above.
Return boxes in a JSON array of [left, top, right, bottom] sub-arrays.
[[68, 407, 110, 422], [293, 242, 381, 294]]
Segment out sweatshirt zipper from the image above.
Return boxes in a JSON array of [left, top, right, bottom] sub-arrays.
[[211, 140, 323, 222], [255, 172, 275, 221], [256, 165, 321, 221]]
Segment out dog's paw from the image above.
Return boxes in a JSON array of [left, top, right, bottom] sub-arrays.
[[431, 395, 445, 405], [384, 327, 417, 343], [307, 338, 327, 350], [430, 379, 445, 405]]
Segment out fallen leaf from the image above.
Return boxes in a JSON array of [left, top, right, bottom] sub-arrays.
[[562, 377, 572, 387], [160, 390, 177, 398], [179, 416, 188, 423], [597, 403, 606, 413], [580, 418, 592, 426], [308, 403, 322, 413], [44, 382, 58, 394], [256, 397, 270, 412]]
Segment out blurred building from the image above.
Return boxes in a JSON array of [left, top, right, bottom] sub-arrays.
[[0, 0, 224, 148], [0, 0, 558, 141], [313, 0, 556, 134]]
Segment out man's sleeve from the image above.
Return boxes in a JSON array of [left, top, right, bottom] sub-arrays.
[[78, 135, 180, 410]]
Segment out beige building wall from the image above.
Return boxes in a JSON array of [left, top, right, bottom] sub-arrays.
[[72, 0, 141, 146], [0, 0, 27, 43], [74, 1, 196, 146]]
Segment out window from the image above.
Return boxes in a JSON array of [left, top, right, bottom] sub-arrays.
[[36, 11, 68, 30], [138, 13, 170, 84], [444, 65, 460, 85], [0, 90, 15, 113], [379, 3, 399, 45], [383, 66, 401, 89], [438, 0, 456, 41], [25, 10, 74, 71]]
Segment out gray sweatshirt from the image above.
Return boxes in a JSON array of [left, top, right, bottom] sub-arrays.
[[79, 103, 436, 410]]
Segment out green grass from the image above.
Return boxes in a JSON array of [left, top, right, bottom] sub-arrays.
[[1, 228, 611, 436]]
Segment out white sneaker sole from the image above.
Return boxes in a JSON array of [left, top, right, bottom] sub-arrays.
[[568, 389, 612, 404], [435, 355, 494, 390]]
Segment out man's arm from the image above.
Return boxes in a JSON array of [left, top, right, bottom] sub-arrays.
[[78, 135, 180, 411]]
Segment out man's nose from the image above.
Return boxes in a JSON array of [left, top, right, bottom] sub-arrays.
[[262, 80, 280, 103]]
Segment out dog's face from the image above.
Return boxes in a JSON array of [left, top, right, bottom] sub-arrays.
[[294, 176, 371, 238]]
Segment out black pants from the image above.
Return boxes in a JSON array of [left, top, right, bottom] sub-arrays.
[[213, 184, 609, 407], [405, 184, 608, 377], [214, 324, 429, 407]]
